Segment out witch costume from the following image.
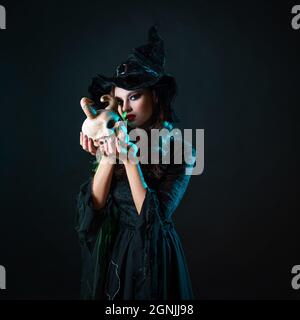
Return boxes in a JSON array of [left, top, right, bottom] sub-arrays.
[[75, 24, 195, 300]]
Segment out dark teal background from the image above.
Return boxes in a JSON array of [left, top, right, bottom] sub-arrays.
[[0, 0, 299, 299]]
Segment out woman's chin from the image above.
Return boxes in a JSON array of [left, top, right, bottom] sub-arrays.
[[128, 120, 138, 128]]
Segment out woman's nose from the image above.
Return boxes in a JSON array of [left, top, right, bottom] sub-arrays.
[[122, 100, 132, 112]]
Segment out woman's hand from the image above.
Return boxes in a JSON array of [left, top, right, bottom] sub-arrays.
[[79, 131, 119, 165], [80, 131, 98, 156], [80, 122, 139, 164], [94, 123, 138, 165], [97, 135, 119, 163], [116, 129, 139, 165]]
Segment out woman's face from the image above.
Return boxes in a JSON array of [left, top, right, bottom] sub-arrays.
[[112, 86, 157, 129]]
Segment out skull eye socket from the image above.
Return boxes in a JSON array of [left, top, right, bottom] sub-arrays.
[[107, 119, 115, 129]]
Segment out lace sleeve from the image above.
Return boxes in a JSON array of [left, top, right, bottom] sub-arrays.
[[75, 177, 110, 252]]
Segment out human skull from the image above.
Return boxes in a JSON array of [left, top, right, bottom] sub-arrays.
[[80, 95, 126, 147]]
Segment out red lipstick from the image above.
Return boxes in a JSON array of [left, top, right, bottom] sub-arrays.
[[126, 114, 136, 121]]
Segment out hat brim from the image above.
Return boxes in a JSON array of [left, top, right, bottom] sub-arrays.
[[94, 73, 163, 91], [89, 73, 174, 107]]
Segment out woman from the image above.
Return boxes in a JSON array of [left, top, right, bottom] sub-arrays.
[[76, 25, 195, 300]]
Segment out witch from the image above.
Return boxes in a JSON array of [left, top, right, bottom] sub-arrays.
[[76, 24, 195, 300]]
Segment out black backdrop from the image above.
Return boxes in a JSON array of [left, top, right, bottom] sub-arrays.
[[0, 0, 299, 300]]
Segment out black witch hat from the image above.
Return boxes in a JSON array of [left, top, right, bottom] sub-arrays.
[[88, 24, 180, 123]]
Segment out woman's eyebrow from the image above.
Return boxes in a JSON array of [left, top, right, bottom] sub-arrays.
[[115, 90, 142, 100]]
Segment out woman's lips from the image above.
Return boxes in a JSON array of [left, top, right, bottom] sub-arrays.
[[126, 115, 136, 121]]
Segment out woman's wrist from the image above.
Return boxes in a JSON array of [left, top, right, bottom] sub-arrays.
[[99, 155, 115, 166], [123, 159, 133, 167], [122, 155, 139, 167]]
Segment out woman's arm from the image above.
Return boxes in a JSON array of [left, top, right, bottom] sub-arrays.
[[91, 156, 114, 210], [138, 138, 196, 220], [123, 161, 147, 215], [116, 130, 148, 215], [80, 132, 115, 210], [92, 142, 147, 215]]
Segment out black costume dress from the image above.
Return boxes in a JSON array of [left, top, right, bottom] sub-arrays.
[[75, 140, 195, 300]]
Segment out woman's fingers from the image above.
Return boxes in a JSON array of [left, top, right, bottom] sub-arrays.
[[103, 139, 109, 156], [88, 138, 97, 156], [115, 137, 120, 153], [80, 131, 83, 146], [80, 131, 131, 161], [87, 135, 119, 159], [82, 134, 88, 151], [100, 145, 106, 157], [107, 136, 116, 155], [107, 140, 113, 155], [98, 138, 107, 156], [80, 133, 97, 156], [117, 129, 125, 142]]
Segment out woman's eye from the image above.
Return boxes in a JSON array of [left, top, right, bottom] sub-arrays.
[[130, 94, 141, 101], [116, 99, 123, 105]]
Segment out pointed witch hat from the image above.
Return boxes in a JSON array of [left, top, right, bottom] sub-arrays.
[[88, 23, 180, 123]]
